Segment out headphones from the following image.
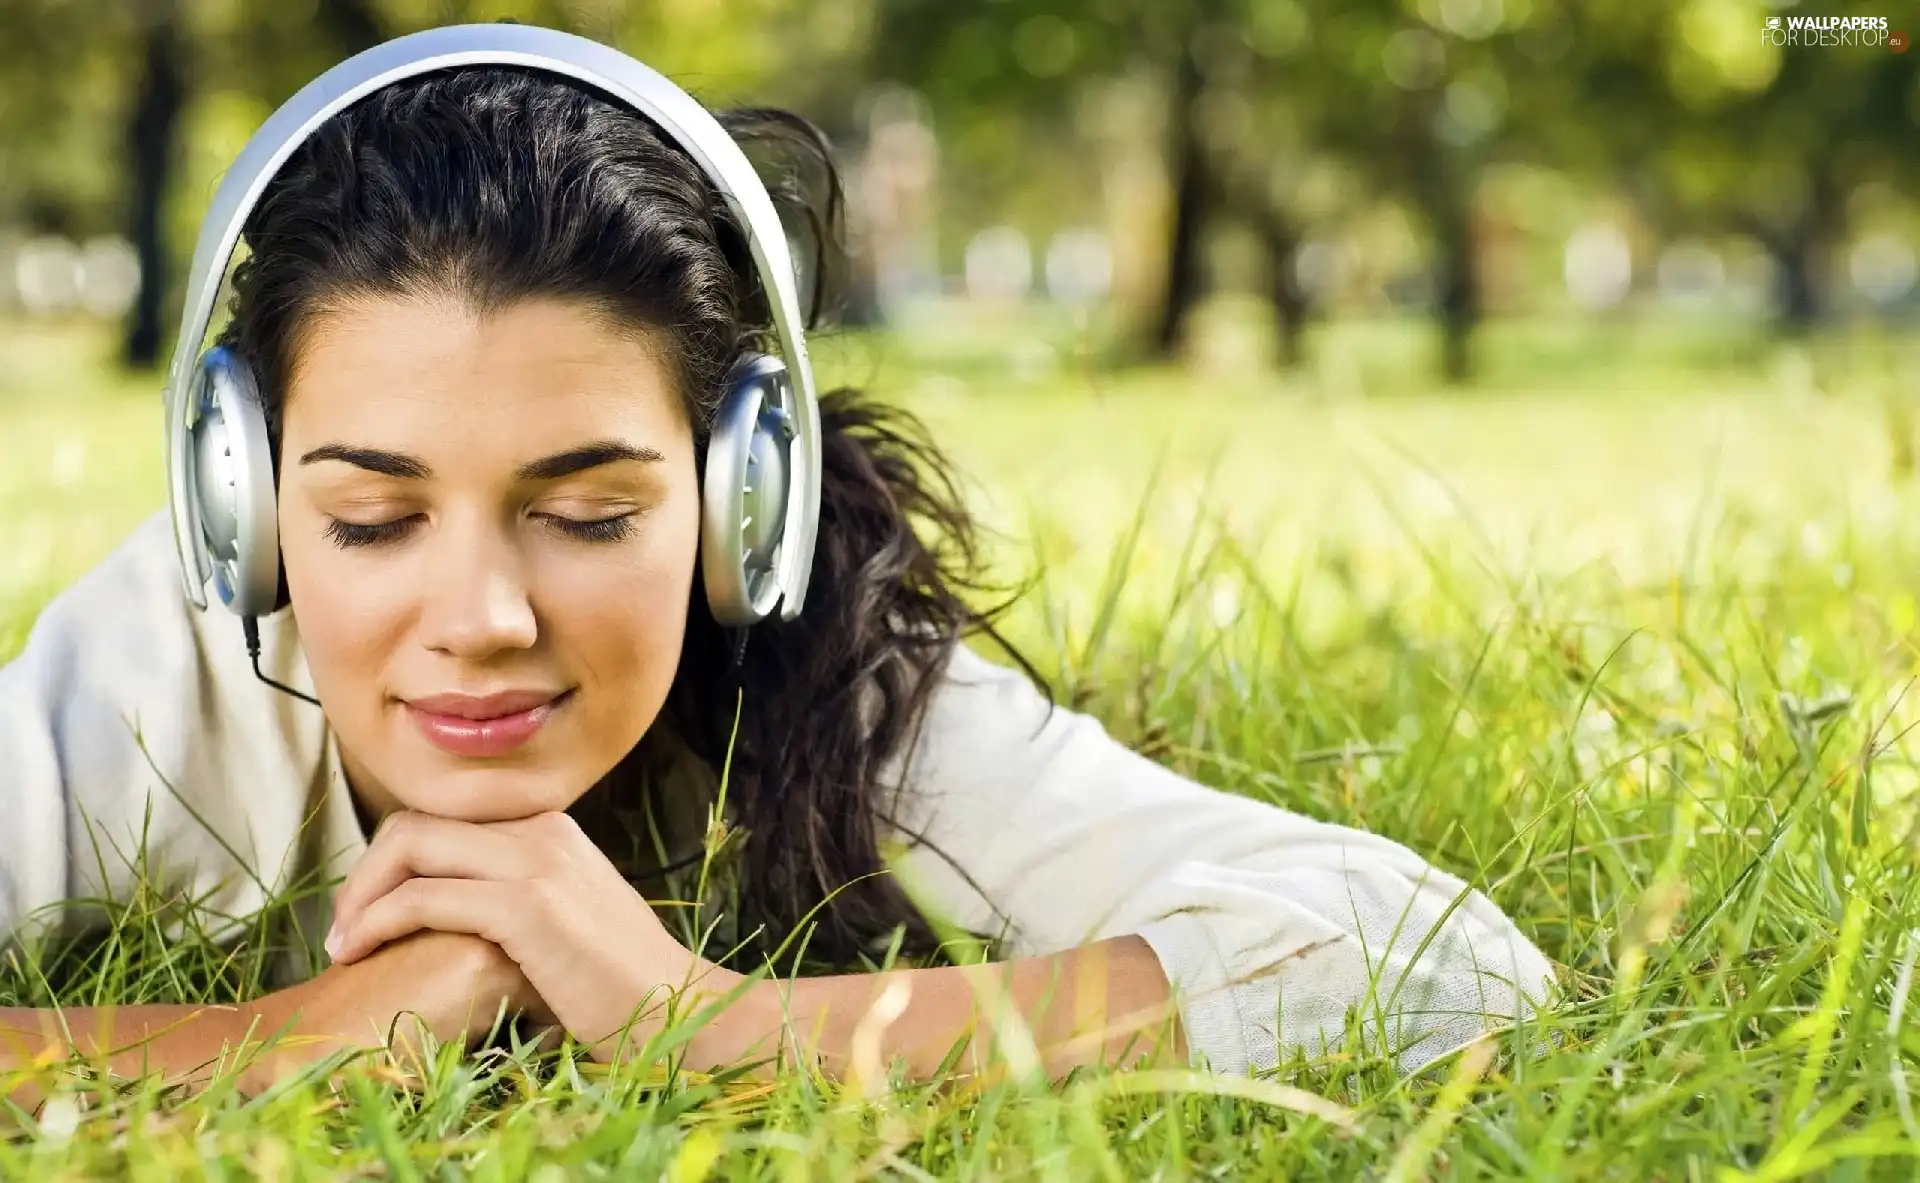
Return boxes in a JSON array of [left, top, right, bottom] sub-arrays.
[[163, 24, 822, 658]]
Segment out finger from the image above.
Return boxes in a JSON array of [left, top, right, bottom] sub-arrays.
[[329, 877, 517, 964], [331, 812, 543, 934]]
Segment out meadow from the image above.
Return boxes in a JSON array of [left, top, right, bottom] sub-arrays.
[[2, 310, 1919, 1179]]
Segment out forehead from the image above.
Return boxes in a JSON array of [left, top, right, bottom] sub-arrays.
[[281, 293, 690, 452]]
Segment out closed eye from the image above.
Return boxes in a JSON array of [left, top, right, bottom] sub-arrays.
[[325, 516, 418, 548], [322, 512, 641, 549], [542, 512, 639, 543]]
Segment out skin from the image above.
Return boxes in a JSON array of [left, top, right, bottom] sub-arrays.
[[1, 932, 549, 1114], [279, 295, 699, 825], [1, 294, 1181, 1107]]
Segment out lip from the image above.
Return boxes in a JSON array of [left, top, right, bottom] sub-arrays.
[[403, 688, 572, 758]]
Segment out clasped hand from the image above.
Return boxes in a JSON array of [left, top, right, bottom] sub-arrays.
[[324, 810, 745, 1060]]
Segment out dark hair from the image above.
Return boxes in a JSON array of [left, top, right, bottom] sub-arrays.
[[218, 64, 1043, 965]]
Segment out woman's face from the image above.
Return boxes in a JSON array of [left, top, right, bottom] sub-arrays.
[[276, 293, 701, 824]]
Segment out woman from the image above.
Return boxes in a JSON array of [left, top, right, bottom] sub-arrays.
[[0, 28, 1553, 1099]]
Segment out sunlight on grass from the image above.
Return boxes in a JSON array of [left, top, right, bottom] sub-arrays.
[[4, 317, 1920, 1177]]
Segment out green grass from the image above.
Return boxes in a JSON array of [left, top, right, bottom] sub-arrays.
[[4, 313, 1920, 1178]]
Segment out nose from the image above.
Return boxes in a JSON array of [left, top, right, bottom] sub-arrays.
[[415, 516, 539, 660]]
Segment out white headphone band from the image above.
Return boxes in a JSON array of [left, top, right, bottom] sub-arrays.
[[163, 23, 821, 621]]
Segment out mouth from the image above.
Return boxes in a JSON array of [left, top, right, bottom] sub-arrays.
[[402, 688, 575, 758]]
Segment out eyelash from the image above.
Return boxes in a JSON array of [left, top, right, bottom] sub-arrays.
[[323, 513, 638, 549]]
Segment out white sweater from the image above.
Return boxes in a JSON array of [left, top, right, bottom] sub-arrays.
[[0, 511, 1555, 1076]]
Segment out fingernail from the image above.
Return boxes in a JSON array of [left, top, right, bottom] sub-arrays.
[[324, 925, 341, 960]]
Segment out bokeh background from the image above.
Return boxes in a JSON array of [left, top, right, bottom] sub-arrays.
[[1, 0, 1916, 653], [4, 0, 1916, 361]]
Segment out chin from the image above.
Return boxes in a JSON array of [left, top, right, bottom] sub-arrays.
[[396, 764, 589, 823]]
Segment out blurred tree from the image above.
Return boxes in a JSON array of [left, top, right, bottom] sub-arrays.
[[1518, 1, 1913, 329], [1198, 7, 1330, 368], [4, 0, 1909, 377], [1145, 2, 1253, 359], [124, 0, 187, 367], [867, 0, 1492, 374], [1288, 0, 1522, 382], [0, 0, 132, 239], [1655, 19, 1911, 329], [869, 0, 1240, 362]]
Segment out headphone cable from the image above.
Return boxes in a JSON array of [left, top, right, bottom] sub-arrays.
[[242, 616, 323, 707]]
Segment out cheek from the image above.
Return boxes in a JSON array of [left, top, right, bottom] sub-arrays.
[[278, 528, 404, 699], [547, 533, 695, 714]]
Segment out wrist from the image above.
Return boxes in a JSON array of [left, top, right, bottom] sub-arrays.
[[680, 970, 795, 1074], [588, 958, 773, 1072], [230, 982, 356, 1084]]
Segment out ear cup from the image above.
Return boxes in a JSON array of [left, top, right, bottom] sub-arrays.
[[187, 347, 284, 617], [701, 353, 797, 626]]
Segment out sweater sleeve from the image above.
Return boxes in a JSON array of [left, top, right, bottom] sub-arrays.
[[0, 511, 334, 952], [880, 641, 1558, 1077]]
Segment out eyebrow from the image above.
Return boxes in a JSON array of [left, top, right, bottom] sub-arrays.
[[298, 440, 664, 481], [517, 441, 665, 481]]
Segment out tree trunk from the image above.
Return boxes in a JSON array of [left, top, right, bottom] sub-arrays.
[[1735, 165, 1839, 334], [1151, 32, 1211, 360], [1255, 207, 1308, 369], [1772, 183, 1838, 332], [1385, 82, 1481, 384], [1433, 197, 1479, 384], [1776, 234, 1819, 328], [122, 0, 186, 370]]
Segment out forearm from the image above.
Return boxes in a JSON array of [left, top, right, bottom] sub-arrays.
[[0, 1001, 287, 1113], [653, 935, 1186, 1083], [0, 934, 536, 1113]]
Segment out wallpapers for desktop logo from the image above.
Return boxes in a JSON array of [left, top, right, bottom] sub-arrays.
[[1760, 13, 1906, 51]]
